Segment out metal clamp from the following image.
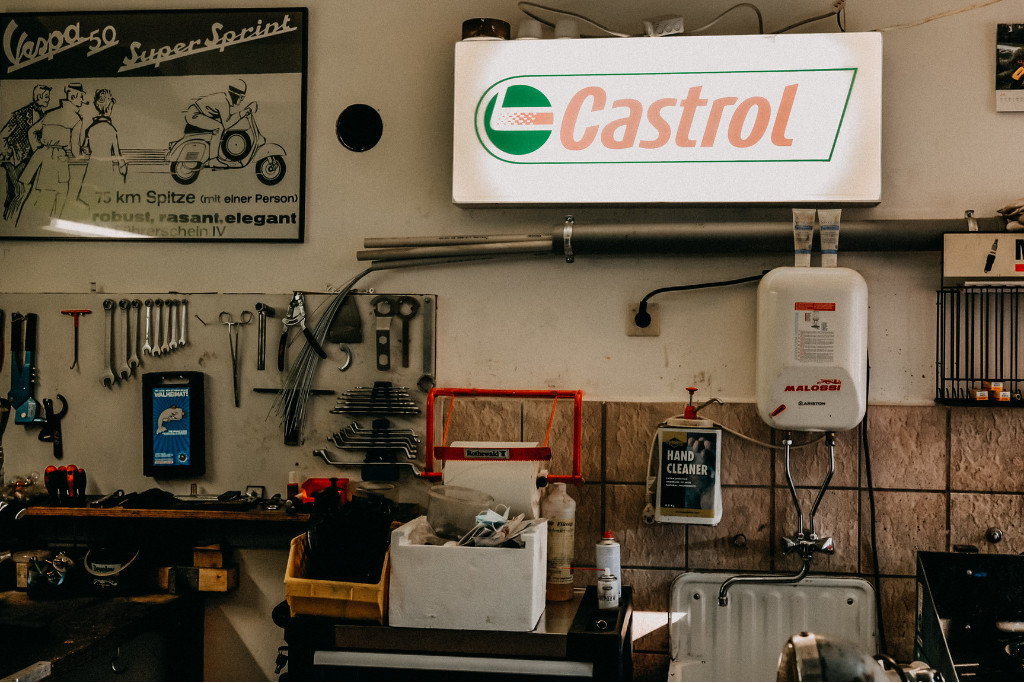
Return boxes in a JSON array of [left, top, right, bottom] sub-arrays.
[[563, 215, 575, 263]]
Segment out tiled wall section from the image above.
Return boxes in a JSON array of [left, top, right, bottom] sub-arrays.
[[458, 399, 1024, 681]]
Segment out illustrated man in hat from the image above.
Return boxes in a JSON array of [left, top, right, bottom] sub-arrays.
[[183, 79, 249, 168], [0, 84, 51, 219], [15, 83, 88, 227]]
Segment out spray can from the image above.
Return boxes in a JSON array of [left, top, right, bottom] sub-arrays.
[[597, 571, 620, 610], [595, 531, 621, 586], [541, 482, 576, 601]]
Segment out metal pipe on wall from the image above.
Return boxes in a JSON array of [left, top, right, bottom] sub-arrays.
[[359, 216, 1006, 262]]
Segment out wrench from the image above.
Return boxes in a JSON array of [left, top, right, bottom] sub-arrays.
[[417, 296, 435, 392], [168, 300, 178, 351], [179, 299, 189, 347], [160, 299, 171, 355], [153, 299, 164, 357], [101, 299, 117, 387], [128, 300, 141, 370], [142, 299, 154, 356], [118, 299, 131, 379]]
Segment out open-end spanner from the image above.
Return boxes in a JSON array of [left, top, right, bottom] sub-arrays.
[[153, 299, 164, 357], [128, 300, 141, 370], [117, 299, 131, 379], [395, 296, 420, 368], [168, 300, 179, 351], [101, 300, 117, 387], [179, 299, 189, 347], [142, 299, 154, 356], [417, 296, 435, 392], [160, 299, 171, 355], [371, 295, 394, 371]]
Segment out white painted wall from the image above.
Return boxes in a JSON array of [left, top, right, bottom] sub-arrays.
[[2, 0, 1020, 679]]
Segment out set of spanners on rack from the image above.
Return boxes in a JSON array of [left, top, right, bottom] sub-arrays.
[[329, 382, 422, 416], [101, 297, 189, 387], [328, 419, 421, 460]]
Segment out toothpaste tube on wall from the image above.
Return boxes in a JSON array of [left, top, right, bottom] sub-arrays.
[[792, 209, 815, 267], [818, 209, 842, 267]]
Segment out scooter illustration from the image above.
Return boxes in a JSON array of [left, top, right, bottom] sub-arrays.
[[165, 102, 286, 186]]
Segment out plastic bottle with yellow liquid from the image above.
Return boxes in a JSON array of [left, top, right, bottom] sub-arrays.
[[542, 482, 576, 601]]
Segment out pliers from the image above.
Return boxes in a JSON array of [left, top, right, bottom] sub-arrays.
[[278, 292, 327, 371]]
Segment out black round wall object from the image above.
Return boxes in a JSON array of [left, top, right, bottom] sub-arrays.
[[336, 104, 383, 152]]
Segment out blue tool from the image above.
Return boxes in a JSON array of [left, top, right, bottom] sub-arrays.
[[8, 312, 44, 425]]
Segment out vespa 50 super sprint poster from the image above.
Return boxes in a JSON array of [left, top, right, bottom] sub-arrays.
[[0, 9, 306, 241]]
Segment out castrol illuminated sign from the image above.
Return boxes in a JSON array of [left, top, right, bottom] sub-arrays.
[[454, 33, 881, 205]]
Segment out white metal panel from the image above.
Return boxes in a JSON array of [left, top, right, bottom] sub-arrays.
[[668, 572, 877, 682]]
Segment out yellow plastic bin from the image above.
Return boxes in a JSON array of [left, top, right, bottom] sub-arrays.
[[284, 533, 389, 623]]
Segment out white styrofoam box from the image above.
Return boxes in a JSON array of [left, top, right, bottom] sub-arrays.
[[668, 572, 877, 682], [389, 517, 546, 631]]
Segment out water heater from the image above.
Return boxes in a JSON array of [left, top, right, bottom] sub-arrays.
[[756, 266, 868, 432]]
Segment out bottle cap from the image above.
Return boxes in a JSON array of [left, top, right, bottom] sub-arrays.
[[603, 530, 615, 539]]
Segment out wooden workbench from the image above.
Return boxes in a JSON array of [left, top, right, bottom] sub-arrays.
[[0, 590, 202, 681]]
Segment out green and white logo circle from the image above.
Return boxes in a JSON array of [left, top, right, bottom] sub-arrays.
[[482, 84, 554, 156]]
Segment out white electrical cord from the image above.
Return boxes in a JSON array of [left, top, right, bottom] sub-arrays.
[[874, 0, 1005, 32], [684, 3, 765, 35]]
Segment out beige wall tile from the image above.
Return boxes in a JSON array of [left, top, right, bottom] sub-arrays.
[[879, 577, 917, 663], [689, 487, 772, 572], [950, 407, 1024, 492], [775, 488, 858, 574], [571, 482, 602, 572], [950, 492, 1024, 554], [439, 397, 521, 443], [606, 402, 688, 483], [631, 652, 671, 682], [775, 428, 859, 488], [864, 405, 947, 490], [859, 490, 947, 576], [699, 402, 773, 486], [606, 484, 687, 568], [623, 568, 678, 652], [524, 400, 601, 484]]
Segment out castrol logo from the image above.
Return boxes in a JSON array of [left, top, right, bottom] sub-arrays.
[[476, 69, 857, 164]]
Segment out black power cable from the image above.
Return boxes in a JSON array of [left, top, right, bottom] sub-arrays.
[[861, 359, 888, 655], [633, 272, 767, 328]]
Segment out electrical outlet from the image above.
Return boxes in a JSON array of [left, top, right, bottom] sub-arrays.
[[627, 303, 660, 337], [642, 15, 685, 37]]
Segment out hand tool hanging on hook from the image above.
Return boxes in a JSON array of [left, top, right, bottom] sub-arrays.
[[118, 300, 131, 380], [128, 301, 141, 371], [279, 292, 326, 371], [142, 299, 154, 356], [395, 296, 420, 368], [100, 300, 117, 387], [61, 309, 92, 371], [9, 312, 45, 424], [153, 299, 164, 357], [37, 394, 68, 460], [221, 311, 253, 407], [255, 302, 274, 371]]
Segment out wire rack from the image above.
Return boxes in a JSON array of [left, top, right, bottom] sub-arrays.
[[936, 285, 1024, 405]]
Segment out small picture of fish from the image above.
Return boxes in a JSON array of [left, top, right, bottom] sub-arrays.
[[156, 405, 185, 434]]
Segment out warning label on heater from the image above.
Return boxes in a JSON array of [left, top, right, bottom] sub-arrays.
[[794, 302, 836, 363]]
